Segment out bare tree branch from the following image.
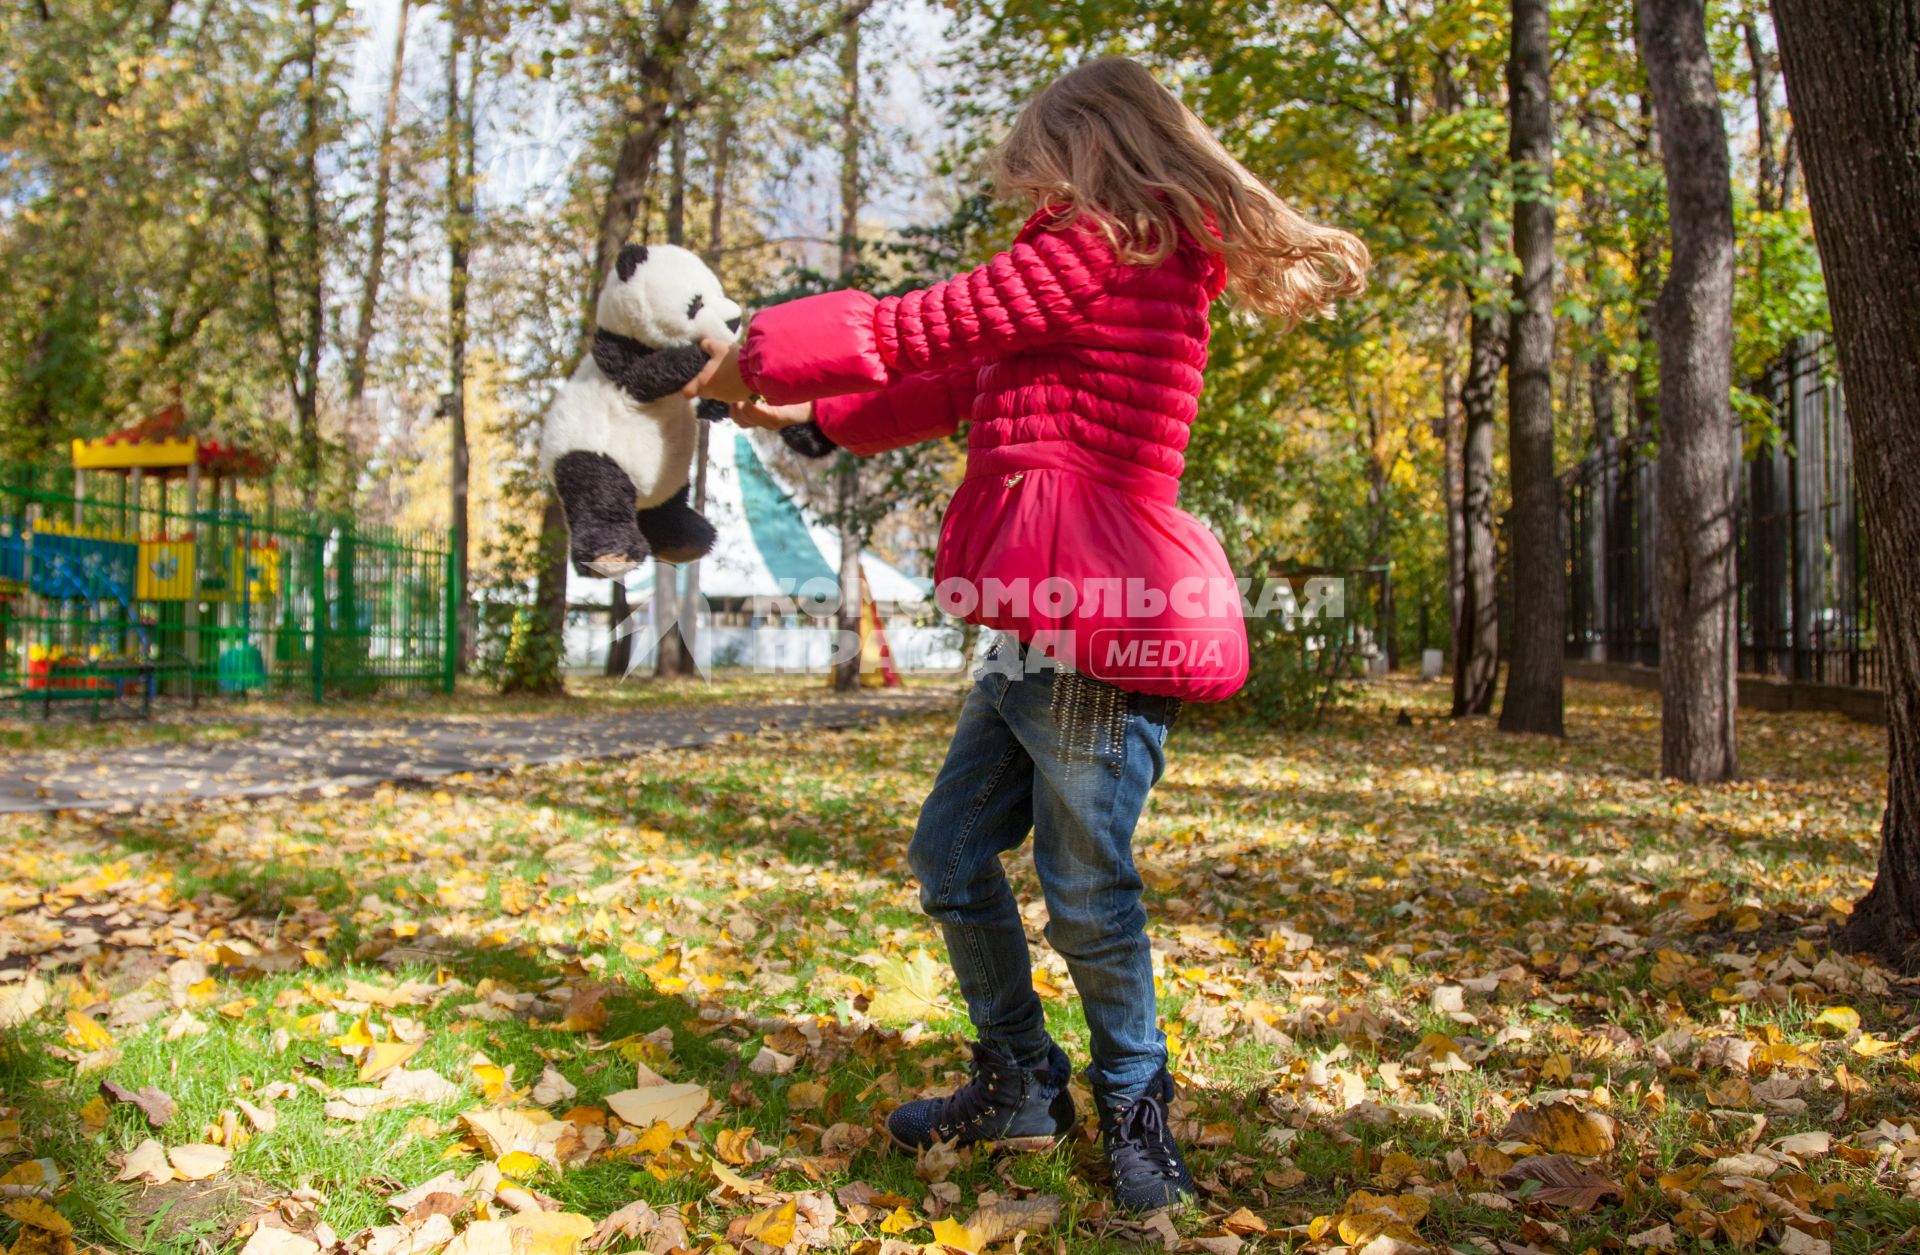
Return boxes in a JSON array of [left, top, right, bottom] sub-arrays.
[[669, 0, 877, 124]]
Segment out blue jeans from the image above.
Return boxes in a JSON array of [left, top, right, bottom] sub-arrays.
[[908, 641, 1179, 1101]]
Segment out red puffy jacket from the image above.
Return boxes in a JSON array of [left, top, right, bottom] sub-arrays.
[[737, 207, 1248, 702]]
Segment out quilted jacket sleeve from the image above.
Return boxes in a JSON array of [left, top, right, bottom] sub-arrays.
[[737, 222, 1117, 404], [811, 367, 977, 456]]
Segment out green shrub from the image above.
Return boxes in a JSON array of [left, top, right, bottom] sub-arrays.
[[477, 601, 563, 696], [1234, 612, 1358, 729]]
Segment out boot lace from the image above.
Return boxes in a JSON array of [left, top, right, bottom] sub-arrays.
[[929, 1043, 1023, 1137], [1108, 1090, 1182, 1181]]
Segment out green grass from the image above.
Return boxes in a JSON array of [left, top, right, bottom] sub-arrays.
[[0, 712, 254, 753], [1, 679, 1915, 1253], [1, 670, 962, 754]]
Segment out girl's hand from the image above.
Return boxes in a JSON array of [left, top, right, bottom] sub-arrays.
[[688, 337, 752, 402], [730, 400, 814, 430]]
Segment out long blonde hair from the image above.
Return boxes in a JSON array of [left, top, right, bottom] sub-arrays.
[[993, 57, 1370, 325]]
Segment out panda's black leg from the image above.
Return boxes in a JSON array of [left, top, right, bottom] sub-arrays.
[[635, 484, 717, 564], [552, 451, 651, 577]]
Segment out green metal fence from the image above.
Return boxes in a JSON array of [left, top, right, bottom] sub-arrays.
[[0, 463, 455, 715]]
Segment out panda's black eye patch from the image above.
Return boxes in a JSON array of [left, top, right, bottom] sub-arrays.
[[686, 294, 704, 321]]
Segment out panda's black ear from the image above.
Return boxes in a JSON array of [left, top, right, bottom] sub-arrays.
[[615, 244, 648, 283]]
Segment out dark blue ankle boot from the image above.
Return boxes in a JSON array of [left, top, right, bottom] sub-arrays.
[[887, 1041, 1076, 1151], [1098, 1069, 1196, 1213]]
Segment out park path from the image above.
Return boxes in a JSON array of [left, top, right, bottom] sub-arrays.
[[0, 691, 955, 815]]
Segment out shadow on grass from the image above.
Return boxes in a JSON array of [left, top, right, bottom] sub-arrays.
[[4, 683, 1906, 1252]]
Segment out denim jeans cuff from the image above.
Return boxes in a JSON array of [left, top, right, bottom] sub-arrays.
[[986, 1029, 1056, 1072], [1090, 1060, 1167, 1107]]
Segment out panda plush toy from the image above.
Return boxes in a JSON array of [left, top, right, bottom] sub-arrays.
[[539, 243, 744, 577]]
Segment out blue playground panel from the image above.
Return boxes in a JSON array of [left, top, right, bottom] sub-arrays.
[[25, 533, 138, 602], [0, 518, 23, 585]]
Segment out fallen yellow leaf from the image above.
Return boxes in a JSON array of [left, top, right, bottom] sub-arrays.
[[504, 1210, 595, 1255], [861, 949, 954, 1023], [707, 1156, 760, 1197], [1721, 1202, 1766, 1249], [63, 1011, 112, 1051], [331, 1017, 376, 1052], [604, 1082, 708, 1130], [741, 1199, 797, 1248], [721, 1126, 767, 1165], [167, 1143, 231, 1181], [1337, 1213, 1421, 1248], [1499, 1102, 1617, 1156], [633, 1120, 678, 1155], [0, 1160, 60, 1193], [116, 1140, 170, 1185], [1812, 1007, 1860, 1036], [1, 1199, 71, 1236], [929, 1216, 977, 1253], [359, 1039, 422, 1082]]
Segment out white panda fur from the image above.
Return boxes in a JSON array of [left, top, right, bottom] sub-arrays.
[[538, 244, 743, 509]]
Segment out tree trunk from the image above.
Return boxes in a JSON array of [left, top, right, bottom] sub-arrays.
[[515, 494, 570, 696], [559, 0, 871, 687], [1498, 0, 1564, 736], [1578, 110, 1617, 665], [1639, 0, 1740, 782], [674, 105, 736, 683], [446, 0, 476, 673], [1454, 297, 1505, 717], [707, 108, 734, 255], [591, 0, 700, 290], [527, 518, 567, 697], [831, 13, 864, 693], [1585, 354, 1615, 661], [606, 580, 632, 675], [1771, 0, 1920, 967], [1434, 56, 1468, 655], [1590, 357, 1616, 444], [1632, 87, 1663, 444], [347, 0, 411, 403], [586, 0, 868, 295], [1442, 294, 1466, 647], [667, 111, 687, 245], [833, 458, 864, 692], [1744, 19, 1780, 215], [656, 112, 695, 678], [297, 0, 325, 512], [531, 0, 698, 695]]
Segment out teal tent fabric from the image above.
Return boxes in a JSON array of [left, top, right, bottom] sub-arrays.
[[734, 433, 837, 588]]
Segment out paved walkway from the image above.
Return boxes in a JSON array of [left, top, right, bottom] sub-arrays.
[[0, 692, 955, 815]]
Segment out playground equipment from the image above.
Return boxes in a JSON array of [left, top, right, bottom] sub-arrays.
[[2, 407, 455, 717]]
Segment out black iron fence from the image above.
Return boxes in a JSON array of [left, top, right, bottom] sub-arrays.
[[1561, 337, 1879, 689]]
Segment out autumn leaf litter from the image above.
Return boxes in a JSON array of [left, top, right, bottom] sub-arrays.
[[0, 680, 1916, 1253]]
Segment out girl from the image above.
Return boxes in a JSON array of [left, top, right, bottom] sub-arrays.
[[696, 57, 1367, 1211]]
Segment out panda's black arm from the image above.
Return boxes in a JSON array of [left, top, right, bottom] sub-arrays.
[[592, 331, 712, 403]]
